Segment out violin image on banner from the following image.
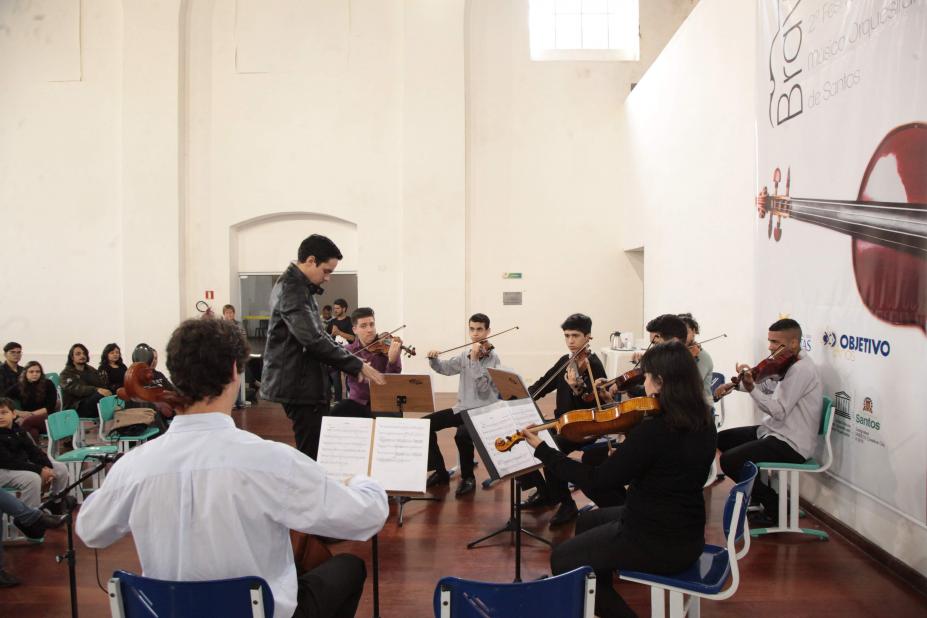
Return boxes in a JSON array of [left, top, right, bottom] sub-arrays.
[[119, 362, 333, 575], [494, 396, 661, 452], [756, 122, 927, 332]]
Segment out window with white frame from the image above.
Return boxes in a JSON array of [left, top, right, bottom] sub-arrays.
[[529, 0, 640, 61]]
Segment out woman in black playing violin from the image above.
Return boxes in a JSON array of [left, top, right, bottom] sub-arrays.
[[521, 341, 717, 618]]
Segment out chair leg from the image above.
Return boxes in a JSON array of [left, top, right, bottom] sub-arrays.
[[668, 591, 685, 618], [750, 470, 829, 540], [688, 596, 701, 618], [651, 587, 666, 618]]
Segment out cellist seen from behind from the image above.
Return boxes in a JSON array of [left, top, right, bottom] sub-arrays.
[[77, 318, 388, 618]]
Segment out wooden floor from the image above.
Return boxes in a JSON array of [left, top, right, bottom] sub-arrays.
[[3, 397, 926, 617]]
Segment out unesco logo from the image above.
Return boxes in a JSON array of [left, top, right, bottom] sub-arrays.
[[822, 330, 890, 357]]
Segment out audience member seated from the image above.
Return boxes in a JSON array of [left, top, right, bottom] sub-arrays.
[[98, 343, 128, 395], [6, 361, 58, 442], [0, 342, 23, 396], [0, 398, 72, 513], [77, 318, 389, 618], [129, 343, 176, 420], [60, 343, 111, 419], [0, 490, 67, 587]]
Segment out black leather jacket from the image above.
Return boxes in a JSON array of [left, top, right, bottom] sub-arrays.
[[260, 263, 363, 405]]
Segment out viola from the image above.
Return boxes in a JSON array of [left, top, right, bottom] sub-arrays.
[[495, 396, 660, 452], [119, 362, 333, 575], [756, 123, 926, 332], [367, 333, 417, 358]]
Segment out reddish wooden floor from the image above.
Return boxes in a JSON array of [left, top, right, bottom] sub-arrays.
[[3, 397, 926, 617]]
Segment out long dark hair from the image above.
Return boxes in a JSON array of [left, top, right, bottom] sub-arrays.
[[639, 341, 711, 432], [66, 343, 89, 368], [99, 343, 126, 369], [19, 360, 50, 402]]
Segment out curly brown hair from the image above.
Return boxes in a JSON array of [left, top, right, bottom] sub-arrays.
[[165, 319, 250, 405]]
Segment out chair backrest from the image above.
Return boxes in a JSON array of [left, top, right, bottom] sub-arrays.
[[108, 570, 274, 618], [98, 395, 121, 423], [46, 409, 80, 460], [45, 372, 61, 388], [723, 461, 758, 544], [433, 566, 595, 618], [709, 372, 726, 393], [813, 397, 835, 471]]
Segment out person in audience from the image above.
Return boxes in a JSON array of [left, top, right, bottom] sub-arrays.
[[7, 361, 58, 441], [424, 313, 501, 497], [329, 307, 403, 418], [0, 489, 67, 586], [60, 344, 111, 419], [77, 318, 389, 618], [1, 342, 23, 396], [520, 313, 606, 526], [321, 304, 333, 323], [130, 344, 176, 420], [714, 318, 822, 527], [678, 313, 715, 406], [521, 341, 717, 618], [326, 298, 356, 402], [98, 343, 127, 395], [222, 305, 249, 409], [0, 398, 72, 513]]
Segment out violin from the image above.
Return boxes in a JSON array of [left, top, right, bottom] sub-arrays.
[[477, 341, 495, 359], [119, 361, 333, 575], [730, 345, 797, 387], [495, 396, 660, 452], [367, 333, 416, 358], [580, 367, 644, 403], [433, 326, 519, 356]]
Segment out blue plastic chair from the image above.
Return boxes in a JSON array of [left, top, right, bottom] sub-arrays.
[[108, 570, 274, 618], [751, 396, 834, 539], [433, 566, 596, 617], [619, 462, 758, 618]]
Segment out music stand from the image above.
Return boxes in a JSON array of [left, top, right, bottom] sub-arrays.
[[369, 374, 439, 525], [488, 367, 532, 401]]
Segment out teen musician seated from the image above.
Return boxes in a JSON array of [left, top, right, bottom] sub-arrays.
[[77, 318, 389, 618], [520, 341, 717, 618]]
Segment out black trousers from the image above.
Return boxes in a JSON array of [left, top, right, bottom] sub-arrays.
[[328, 399, 372, 419], [293, 553, 366, 618], [717, 425, 805, 513], [551, 507, 701, 618], [424, 408, 475, 479], [283, 403, 331, 460], [76, 392, 105, 419]]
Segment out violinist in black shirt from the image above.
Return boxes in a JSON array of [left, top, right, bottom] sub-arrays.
[[521, 341, 717, 618], [520, 313, 606, 527]]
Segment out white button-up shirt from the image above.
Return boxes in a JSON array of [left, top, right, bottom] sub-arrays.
[[76, 413, 388, 618]]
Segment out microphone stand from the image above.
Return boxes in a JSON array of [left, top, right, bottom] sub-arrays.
[[40, 456, 116, 618]]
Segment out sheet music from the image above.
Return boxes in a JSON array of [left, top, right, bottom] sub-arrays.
[[467, 400, 556, 479], [368, 417, 430, 493], [316, 417, 373, 482]]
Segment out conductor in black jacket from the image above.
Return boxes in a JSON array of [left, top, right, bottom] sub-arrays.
[[261, 235, 385, 459]]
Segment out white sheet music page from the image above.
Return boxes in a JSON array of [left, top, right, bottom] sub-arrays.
[[316, 416, 374, 482], [368, 417, 430, 493], [468, 400, 557, 478]]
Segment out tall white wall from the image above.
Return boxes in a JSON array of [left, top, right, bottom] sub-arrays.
[[616, 0, 927, 577]]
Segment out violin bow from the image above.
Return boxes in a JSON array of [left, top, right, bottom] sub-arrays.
[[528, 343, 590, 400], [355, 324, 407, 355], [434, 326, 520, 356]]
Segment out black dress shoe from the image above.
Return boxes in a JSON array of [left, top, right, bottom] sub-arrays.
[[549, 501, 579, 527], [455, 477, 476, 497], [518, 491, 552, 510], [747, 510, 779, 528], [14, 512, 67, 540], [427, 470, 450, 487], [0, 570, 21, 588]]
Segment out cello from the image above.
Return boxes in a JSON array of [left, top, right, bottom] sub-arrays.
[[119, 362, 333, 575]]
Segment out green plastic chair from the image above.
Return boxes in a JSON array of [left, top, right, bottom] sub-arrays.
[[45, 372, 61, 388], [751, 396, 834, 540], [46, 410, 118, 503], [97, 396, 159, 452]]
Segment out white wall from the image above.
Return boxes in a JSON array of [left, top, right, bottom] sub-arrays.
[[615, 0, 927, 578]]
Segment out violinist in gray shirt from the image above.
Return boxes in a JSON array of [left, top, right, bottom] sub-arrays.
[[714, 318, 823, 528]]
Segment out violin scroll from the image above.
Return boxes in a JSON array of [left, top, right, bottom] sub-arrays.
[[494, 433, 522, 453]]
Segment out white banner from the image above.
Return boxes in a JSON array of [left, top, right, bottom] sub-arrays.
[[755, 0, 927, 524]]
